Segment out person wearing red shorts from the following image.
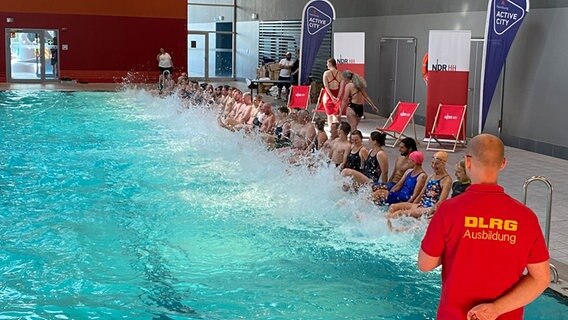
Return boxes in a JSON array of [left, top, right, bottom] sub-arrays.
[[322, 58, 343, 126], [418, 134, 550, 320]]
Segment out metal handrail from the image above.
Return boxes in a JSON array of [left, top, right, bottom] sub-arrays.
[[522, 176, 553, 248], [550, 263, 559, 284], [522, 176, 558, 284]]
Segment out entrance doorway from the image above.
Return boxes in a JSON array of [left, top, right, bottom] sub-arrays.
[[188, 29, 234, 81], [188, 32, 209, 80], [5, 29, 59, 82], [378, 37, 417, 118]]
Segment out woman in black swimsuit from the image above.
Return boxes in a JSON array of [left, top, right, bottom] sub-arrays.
[[342, 131, 389, 187], [341, 71, 379, 133], [268, 106, 292, 149], [342, 130, 368, 172]]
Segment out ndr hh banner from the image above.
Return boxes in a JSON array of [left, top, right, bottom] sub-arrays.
[[426, 30, 471, 139], [299, 0, 335, 85], [333, 32, 365, 77], [479, 0, 529, 131]]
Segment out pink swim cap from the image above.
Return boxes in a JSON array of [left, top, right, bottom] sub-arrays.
[[409, 151, 424, 165]]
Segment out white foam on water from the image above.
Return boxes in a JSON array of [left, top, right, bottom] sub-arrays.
[[118, 89, 427, 265]]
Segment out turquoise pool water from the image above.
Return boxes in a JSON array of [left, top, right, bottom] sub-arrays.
[[0, 90, 566, 319]]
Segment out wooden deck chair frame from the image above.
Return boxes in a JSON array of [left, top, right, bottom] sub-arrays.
[[377, 101, 420, 147], [287, 85, 311, 110], [426, 104, 467, 153], [311, 88, 326, 122]]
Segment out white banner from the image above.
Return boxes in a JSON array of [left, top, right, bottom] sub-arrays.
[[428, 30, 471, 72], [333, 32, 365, 76]]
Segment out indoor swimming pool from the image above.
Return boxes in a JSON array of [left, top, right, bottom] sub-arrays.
[[0, 90, 566, 319]]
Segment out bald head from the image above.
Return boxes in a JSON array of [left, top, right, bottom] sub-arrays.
[[468, 134, 505, 168]]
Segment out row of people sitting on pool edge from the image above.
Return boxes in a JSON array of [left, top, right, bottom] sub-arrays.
[[150, 72, 228, 107], [327, 124, 471, 221], [216, 89, 319, 153], [184, 84, 471, 225], [213, 89, 472, 223]]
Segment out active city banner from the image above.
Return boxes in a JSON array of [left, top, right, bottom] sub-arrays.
[[333, 32, 365, 77], [425, 30, 471, 140], [479, 0, 529, 132], [299, 0, 336, 85]]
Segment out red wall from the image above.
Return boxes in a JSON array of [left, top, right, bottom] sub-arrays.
[[0, 1, 187, 83]]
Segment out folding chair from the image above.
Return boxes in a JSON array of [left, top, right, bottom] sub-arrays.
[[376, 101, 420, 147], [426, 104, 467, 152], [311, 88, 326, 121], [287, 85, 311, 110]]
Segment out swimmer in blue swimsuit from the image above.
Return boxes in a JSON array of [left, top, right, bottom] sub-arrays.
[[373, 150, 426, 206], [387, 151, 453, 223]]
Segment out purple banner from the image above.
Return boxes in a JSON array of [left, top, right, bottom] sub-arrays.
[[480, 0, 529, 130], [299, 0, 335, 85]]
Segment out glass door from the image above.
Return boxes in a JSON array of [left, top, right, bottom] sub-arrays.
[[188, 32, 208, 80], [45, 30, 59, 79], [208, 28, 233, 78], [6, 29, 59, 82]]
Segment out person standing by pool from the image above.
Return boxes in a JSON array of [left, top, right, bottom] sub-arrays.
[[340, 71, 378, 132], [157, 48, 173, 75], [418, 134, 550, 320], [322, 58, 343, 126], [276, 52, 294, 100]]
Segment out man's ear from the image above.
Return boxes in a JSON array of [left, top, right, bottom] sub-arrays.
[[499, 157, 508, 171]]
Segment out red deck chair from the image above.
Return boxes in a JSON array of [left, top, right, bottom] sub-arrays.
[[312, 88, 326, 121], [376, 101, 420, 147], [287, 85, 311, 110], [426, 104, 467, 152]]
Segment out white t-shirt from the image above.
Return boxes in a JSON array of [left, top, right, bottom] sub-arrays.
[[158, 53, 172, 68], [279, 58, 294, 77]]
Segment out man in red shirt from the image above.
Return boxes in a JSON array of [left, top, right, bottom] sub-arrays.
[[418, 134, 550, 320]]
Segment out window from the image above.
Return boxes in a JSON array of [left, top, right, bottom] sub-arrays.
[[188, 1, 235, 79]]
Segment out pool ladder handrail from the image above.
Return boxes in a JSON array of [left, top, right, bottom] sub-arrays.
[[522, 176, 559, 284], [549, 263, 559, 285]]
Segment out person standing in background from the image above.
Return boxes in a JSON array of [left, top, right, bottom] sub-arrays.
[[322, 58, 343, 126], [276, 52, 294, 100], [341, 71, 378, 132], [291, 48, 300, 85], [157, 48, 173, 75]]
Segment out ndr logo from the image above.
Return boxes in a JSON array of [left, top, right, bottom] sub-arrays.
[[295, 93, 306, 97], [444, 113, 458, 120], [431, 59, 457, 71], [337, 58, 356, 64], [399, 112, 411, 117]]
